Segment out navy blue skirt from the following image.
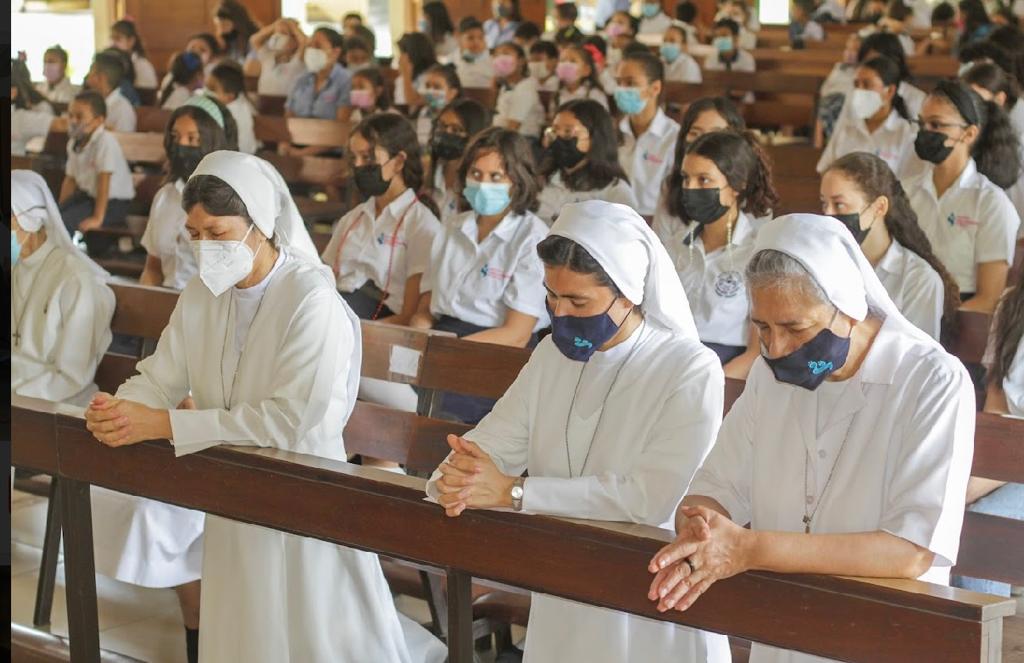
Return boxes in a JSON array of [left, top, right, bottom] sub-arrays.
[[703, 341, 746, 364], [341, 286, 395, 320]]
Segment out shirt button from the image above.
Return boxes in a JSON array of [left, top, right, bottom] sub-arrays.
[[818, 450, 827, 459], [805, 495, 814, 505]]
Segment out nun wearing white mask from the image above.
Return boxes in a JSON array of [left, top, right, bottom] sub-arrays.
[[83, 151, 443, 663], [427, 201, 730, 663], [10, 169, 115, 406], [647, 214, 976, 663]]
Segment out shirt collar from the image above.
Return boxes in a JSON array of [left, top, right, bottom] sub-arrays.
[[105, 88, 122, 105], [459, 210, 522, 244], [874, 238, 905, 277], [618, 107, 672, 139]]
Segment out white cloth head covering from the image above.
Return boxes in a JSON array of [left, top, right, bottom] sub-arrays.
[[548, 201, 699, 339], [11, 169, 109, 279], [189, 151, 320, 264], [751, 213, 940, 349]]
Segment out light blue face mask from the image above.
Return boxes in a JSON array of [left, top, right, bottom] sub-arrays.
[[464, 181, 512, 216], [713, 36, 735, 53], [614, 87, 647, 115], [642, 2, 661, 17], [660, 44, 682, 63], [423, 89, 448, 110], [11, 231, 22, 265]]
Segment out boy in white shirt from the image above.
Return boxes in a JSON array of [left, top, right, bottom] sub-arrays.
[[704, 19, 756, 72], [206, 62, 259, 154], [529, 40, 560, 93], [85, 51, 137, 133], [455, 17, 494, 89], [58, 91, 136, 234]]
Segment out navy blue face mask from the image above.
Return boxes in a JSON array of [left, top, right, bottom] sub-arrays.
[[762, 308, 852, 390], [546, 297, 626, 362]]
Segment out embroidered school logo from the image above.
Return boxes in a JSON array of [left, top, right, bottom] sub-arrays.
[[808, 360, 833, 375], [641, 150, 664, 165], [946, 213, 979, 229], [479, 263, 513, 281], [376, 233, 407, 248], [714, 271, 743, 298], [573, 337, 593, 349]]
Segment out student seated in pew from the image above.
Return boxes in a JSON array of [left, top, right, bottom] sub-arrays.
[[537, 99, 637, 225], [674, 1, 702, 44], [639, 0, 674, 34], [421, 0, 458, 63], [604, 10, 639, 74], [85, 50, 137, 132], [821, 152, 959, 340], [553, 43, 610, 110], [322, 113, 441, 324], [84, 150, 443, 663], [349, 67, 397, 124], [789, 0, 826, 47], [103, 47, 143, 108], [36, 45, 80, 105], [282, 27, 352, 156], [982, 27, 1024, 132], [718, 0, 759, 50], [582, 34, 619, 96], [616, 50, 681, 217], [415, 64, 461, 148], [959, 0, 996, 47], [528, 40, 560, 93], [661, 21, 702, 84], [243, 18, 308, 97], [141, 95, 239, 290], [58, 91, 135, 234], [11, 170, 115, 406], [428, 200, 730, 663], [816, 56, 918, 175], [204, 61, 258, 154], [394, 32, 437, 111], [552, 3, 584, 46], [410, 128, 549, 423], [342, 10, 365, 37], [677, 95, 747, 146], [513, 19, 542, 52], [916, 1, 957, 55], [816, 33, 862, 139], [654, 130, 778, 377], [426, 98, 492, 221], [491, 41, 545, 147], [649, 214, 976, 663], [903, 80, 1020, 313], [342, 34, 375, 72], [863, 0, 916, 55], [159, 52, 205, 110], [10, 59, 54, 157], [455, 17, 494, 89], [110, 19, 158, 89], [704, 19, 756, 75], [186, 32, 225, 80], [953, 269, 1024, 597], [485, 0, 522, 49], [213, 0, 259, 63]]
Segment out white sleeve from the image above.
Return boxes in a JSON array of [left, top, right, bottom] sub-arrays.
[[521, 350, 725, 524], [501, 224, 547, 320], [606, 179, 640, 209], [685, 57, 702, 84], [899, 261, 944, 340], [405, 206, 441, 277], [321, 209, 354, 267], [1003, 337, 1024, 416], [974, 189, 1020, 265], [816, 126, 840, 174], [117, 293, 192, 409], [394, 74, 407, 105], [505, 82, 537, 123], [94, 134, 122, 174]]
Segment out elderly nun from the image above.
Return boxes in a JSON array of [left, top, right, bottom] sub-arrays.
[[427, 201, 730, 662], [647, 214, 975, 663], [83, 151, 442, 663], [11, 170, 115, 405]]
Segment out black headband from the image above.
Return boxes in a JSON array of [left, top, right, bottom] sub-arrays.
[[936, 80, 981, 127]]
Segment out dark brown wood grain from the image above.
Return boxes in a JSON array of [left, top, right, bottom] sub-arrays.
[[971, 413, 1024, 482], [948, 311, 993, 366], [135, 107, 173, 134], [419, 335, 531, 399], [954, 512, 1024, 586], [343, 401, 466, 474], [108, 282, 179, 339]]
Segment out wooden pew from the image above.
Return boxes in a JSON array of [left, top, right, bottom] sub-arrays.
[[256, 94, 287, 116], [462, 87, 498, 109], [663, 73, 823, 129], [253, 115, 351, 148], [136, 87, 158, 107], [135, 106, 172, 133], [747, 48, 957, 79]]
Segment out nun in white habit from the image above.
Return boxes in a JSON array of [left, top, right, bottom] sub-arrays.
[[427, 201, 730, 662], [84, 151, 442, 663], [11, 169, 115, 406], [648, 214, 976, 663]]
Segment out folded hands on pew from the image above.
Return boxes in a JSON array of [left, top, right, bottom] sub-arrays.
[[436, 434, 516, 517], [85, 391, 172, 447]]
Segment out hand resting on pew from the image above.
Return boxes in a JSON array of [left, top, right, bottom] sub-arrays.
[[435, 434, 517, 517], [85, 391, 172, 447]]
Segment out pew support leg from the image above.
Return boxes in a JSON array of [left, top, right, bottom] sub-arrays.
[[33, 476, 62, 627], [446, 568, 475, 663], [59, 477, 100, 662]]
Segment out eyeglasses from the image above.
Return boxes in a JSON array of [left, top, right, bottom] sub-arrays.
[[911, 118, 968, 132]]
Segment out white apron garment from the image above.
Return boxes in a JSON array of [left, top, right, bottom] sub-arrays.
[[115, 253, 433, 662]]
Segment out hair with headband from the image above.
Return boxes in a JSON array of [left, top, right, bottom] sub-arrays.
[[164, 97, 238, 184]]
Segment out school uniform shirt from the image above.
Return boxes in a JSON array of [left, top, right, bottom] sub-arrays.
[[484, 18, 519, 49], [874, 239, 944, 340], [426, 323, 730, 663], [65, 126, 136, 201], [160, 83, 194, 110], [227, 95, 258, 154], [816, 108, 915, 175], [689, 316, 975, 663], [435, 32, 460, 63], [422, 209, 549, 331], [36, 77, 79, 104], [819, 63, 856, 98], [536, 172, 638, 226], [664, 53, 703, 84], [494, 76, 545, 138], [286, 63, 352, 119], [738, 27, 758, 51], [537, 74, 560, 93], [1009, 100, 1024, 137], [553, 82, 609, 109], [639, 12, 674, 35], [131, 52, 158, 89], [11, 238, 115, 405], [654, 209, 763, 347], [618, 108, 681, 216], [416, 109, 435, 148], [904, 159, 1020, 294], [11, 105, 54, 156], [321, 188, 440, 313], [392, 72, 425, 106], [982, 295, 1024, 416], [432, 169, 461, 222], [600, 67, 617, 95], [104, 88, 137, 133], [800, 20, 825, 41], [140, 180, 196, 290], [455, 53, 494, 89], [255, 46, 307, 96], [703, 49, 756, 73]]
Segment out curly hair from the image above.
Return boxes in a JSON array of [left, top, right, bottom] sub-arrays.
[[457, 127, 540, 215]]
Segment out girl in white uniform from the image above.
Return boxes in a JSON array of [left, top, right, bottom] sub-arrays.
[[11, 170, 115, 406], [551, 43, 609, 111], [141, 95, 239, 290], [84, 150, 442, 663], [903, 80, 1021, 313], [676, 95, 747, 146], [10, 60, 54, 157], [426, 99, 492, 223], [616, 50, 682, 216], [348, 67, 397, 125], [537, 99, 637, 225], [654, 129, 778, 378], [821, 152, 959, 340], [110, 20, 158, 89], [427, 200, 730, 663], [649, 214, 976, 663], [415, 64, 461, 149], [412, 128, 549, 422], [661, 22, 702, 84], [492, 41, 545, 142]]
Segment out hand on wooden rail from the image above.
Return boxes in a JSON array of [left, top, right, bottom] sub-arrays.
[[436, 434, 516, 517], [85, 392, 172, 447]]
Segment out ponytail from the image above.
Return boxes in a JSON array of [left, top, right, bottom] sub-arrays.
[[989, 269, 1024, 386], [972, 98, 1022, 188]]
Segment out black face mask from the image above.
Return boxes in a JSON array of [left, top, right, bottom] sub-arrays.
[[914, 129, 954, 164], [431, 132, 467, 161], [221, 28, 239, 41], [833, 210, 871, 244], [679, 187, 729, 225], [353, 163, 392, 198], [548, 136, 587, 171], [170, 144, 205, 180]]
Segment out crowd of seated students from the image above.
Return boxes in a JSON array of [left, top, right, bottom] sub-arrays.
[[10, 1, 1024, 662]]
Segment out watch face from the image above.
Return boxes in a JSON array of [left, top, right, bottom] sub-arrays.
[[511, 486, 524, 499]]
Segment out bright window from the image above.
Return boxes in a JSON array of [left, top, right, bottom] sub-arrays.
[[12, 1, 95, 84]]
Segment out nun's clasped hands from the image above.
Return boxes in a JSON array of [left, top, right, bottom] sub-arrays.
[[436, 434, 517, 517], [85, 392, 172, 447]]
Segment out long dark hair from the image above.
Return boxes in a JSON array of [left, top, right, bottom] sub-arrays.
[[541, 99, 628, 192], [398, 32, 438, 80], [962, 61, 1020, 111], [163, 97, 239, 184], [159, 51, 204, 107], [423, 2, 455, 44], [353, 68, 393, 111], [555, 43, 606, 106], [111, 19, 147, 56], [665, 98, 747, 214], [857, 32, 912, 83], [958, 0, 991, 42], [215, 0, 259, 53], [11, 59, 48, 110], [352, 113, 439, 217], [859, 56, 910, 120], [426, 98, 491, 196], [989, 267, 1024, 387], [827, 152, 961, 338], [457, 127, 540, 215]]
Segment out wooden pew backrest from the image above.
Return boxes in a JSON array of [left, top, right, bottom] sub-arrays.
[[344, 401, 469, 474]]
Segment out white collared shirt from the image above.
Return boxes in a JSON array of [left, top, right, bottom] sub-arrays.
[[816, 108, 916, 175], [104, 88, 137, 133], [904, 159, 1020, 293], [131, 52, 158, 89], [494, 76, 545, 138], [36, 77, 80, 105], [703, 49, 756, 73], [320, 188, 440, 313], [160, 84, 194, 110], [227, 95, 258, 154], [255, 46, 307, 97], [11, 105, 54, 156], [618, 107, 681, 216], [553, 82, 609, 110], [141, 180, 196, 290], [982, 292, 1024, 416], [874, 239, 944, 340], [638, 12, 674, 35], [455, 53, 494, 89], [431, 168, 460, 223], [65, 126, 136, 200], [423, 209, 549, 331], [664, 54, 702, 84], [654, 208, 763, 346], [537, 172, 638, 226]]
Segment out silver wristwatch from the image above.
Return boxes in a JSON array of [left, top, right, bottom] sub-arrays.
[[510, 477, 525, 512]]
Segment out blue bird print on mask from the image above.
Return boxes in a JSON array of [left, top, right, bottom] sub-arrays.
[[573, 337, 594, 349], [808, 360, 834, 375]]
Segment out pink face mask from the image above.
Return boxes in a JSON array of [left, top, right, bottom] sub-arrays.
[[43, 62, 63, 84], [492, 54, 518, 78], [556, 61, 580, 83], [606, 22, 627, 37], [350, 88, 374, 109]]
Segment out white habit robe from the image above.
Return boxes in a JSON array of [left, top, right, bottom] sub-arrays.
[[428, 324, 731, 663], [114, 251, 420, 662]]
